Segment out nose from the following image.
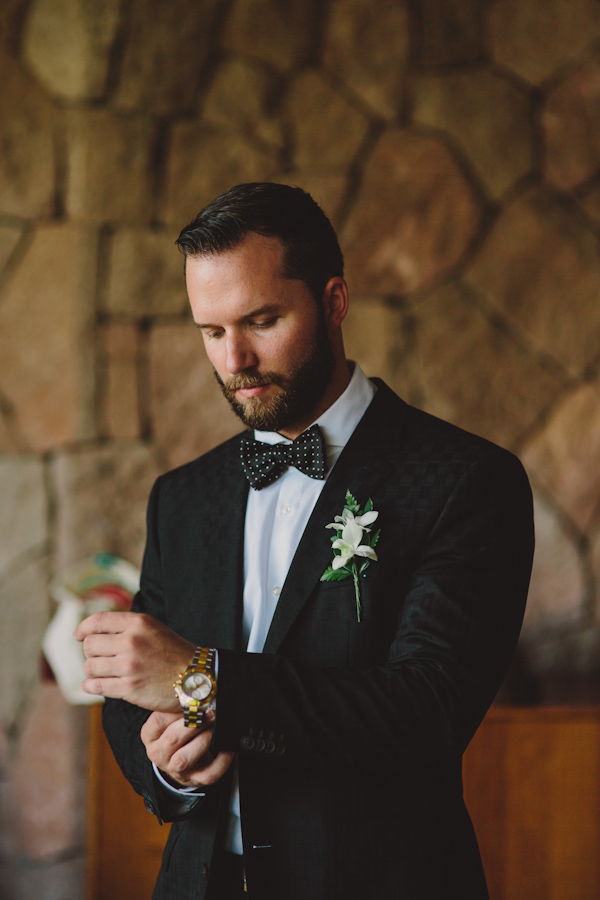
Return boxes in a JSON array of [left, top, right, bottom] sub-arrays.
[[224, 332, 258, 375]]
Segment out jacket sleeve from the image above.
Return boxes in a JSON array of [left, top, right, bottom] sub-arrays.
[[211, 449, 534, 773]]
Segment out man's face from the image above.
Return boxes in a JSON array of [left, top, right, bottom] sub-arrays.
[[186, 233, 335, 437]]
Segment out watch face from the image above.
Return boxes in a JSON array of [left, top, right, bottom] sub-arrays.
[[182, 672, 212, 702]]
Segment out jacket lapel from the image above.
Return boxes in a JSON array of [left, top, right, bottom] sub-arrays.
[[263, 382, 407, 654]]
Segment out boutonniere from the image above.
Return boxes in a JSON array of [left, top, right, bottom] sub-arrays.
[[320, 491, 380, 622]]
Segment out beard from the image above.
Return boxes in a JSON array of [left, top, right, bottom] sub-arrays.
[[214, 316, 335, 433]]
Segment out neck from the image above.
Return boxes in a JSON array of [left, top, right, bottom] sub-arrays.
[[277, 359, 352, 440]]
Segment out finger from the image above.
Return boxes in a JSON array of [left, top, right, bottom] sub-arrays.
[[75, 610, 135, 641], [81, 676, 121, 698], [141, 710, 182, 743], [147, 725, 215, 774], [180, 751, 236, 788]]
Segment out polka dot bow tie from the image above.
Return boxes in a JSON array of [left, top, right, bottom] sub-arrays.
[[240, 424, 327, 490]]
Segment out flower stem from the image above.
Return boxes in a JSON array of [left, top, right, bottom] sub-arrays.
[[351, 563, 361, 622]]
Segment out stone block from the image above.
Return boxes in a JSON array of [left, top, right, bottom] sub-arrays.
[[101, 323, 140, 440], [0, 50, 56, 218], [11, 683, 86, 859], [488, 0, 600, 85], [23, 0, 120, 100], [0, 0, 27, 50], [521, 489, 586, 635], [286, 70, 370, 172], [408, 281, 564, 449], [148, 321, 242, 470], [223, 0, 319, 71], [414, 68, 533, 199], [0, 455, 47, 576], [522, 382, 600, 534], [579, 182, 600, 226], [342, 127, 483, 297], [51, 442, 161, 572], [322, 0, 409, 118], [163, 123, 275, 227], [65, 109, 155, 223], [419, 0, 485, 67], [465, 188, 600, 377], [283, 172, 348, 227], [0, 223, 96, 452], [0, 555, 50, 728], [104, 227, 187, 316], [113, 0, 222, 114], [203, 57, 284, 151], [544, 56, 600, 192], [343, 296, 412, 396], [0, 223, 24, 275]]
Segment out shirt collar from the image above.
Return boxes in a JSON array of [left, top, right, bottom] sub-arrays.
[[254, 362, 376, 461]]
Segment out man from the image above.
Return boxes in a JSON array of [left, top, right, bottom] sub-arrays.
[[76, 183, 534, 900]]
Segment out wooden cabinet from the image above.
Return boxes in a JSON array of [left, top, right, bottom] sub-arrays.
[[87, 705, 600, 900]]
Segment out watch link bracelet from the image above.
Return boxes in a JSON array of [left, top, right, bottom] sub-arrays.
[[173, 646, 217, 727]]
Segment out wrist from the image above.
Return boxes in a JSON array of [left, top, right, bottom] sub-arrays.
[[173, 646, 217, 728]]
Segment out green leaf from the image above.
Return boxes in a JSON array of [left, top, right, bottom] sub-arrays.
[[345, 490, 359, 512], [364, 497, 373, 513], [320, 566, 351, 582], [370, 528, 381, 548], [359, 560, 370, 574]]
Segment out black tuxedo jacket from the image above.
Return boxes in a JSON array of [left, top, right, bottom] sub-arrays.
[[103, 380, 534, 900]]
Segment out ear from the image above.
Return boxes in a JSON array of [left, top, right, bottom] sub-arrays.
[[322, 277, 349, 329]]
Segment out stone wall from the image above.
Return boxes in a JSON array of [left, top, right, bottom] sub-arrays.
[[2, 0, 600, 896]]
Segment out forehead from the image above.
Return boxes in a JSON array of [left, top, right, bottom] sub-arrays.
[[185, 233, 287, 297]]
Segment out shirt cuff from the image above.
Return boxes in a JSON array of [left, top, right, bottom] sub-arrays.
[[152, 762, 206, 797]]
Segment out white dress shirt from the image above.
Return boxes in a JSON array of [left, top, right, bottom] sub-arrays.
[[157, 363, 376, 854]]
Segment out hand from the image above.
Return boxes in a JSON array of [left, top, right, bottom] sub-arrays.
[[75, 611, 196, 711], [142, 709, 235, 788]]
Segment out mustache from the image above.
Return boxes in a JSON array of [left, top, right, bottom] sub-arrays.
[[214, 370, 284, 392]]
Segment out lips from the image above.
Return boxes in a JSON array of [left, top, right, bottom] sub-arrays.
[[237, 384, 270, 399]]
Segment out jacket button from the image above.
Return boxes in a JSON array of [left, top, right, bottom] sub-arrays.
[[255, 731, 265, 752], [202, 863, 209, 879], [241, 735, 255, 751]]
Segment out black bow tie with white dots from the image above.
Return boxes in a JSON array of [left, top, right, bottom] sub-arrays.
[[240, 424, 327, 490]]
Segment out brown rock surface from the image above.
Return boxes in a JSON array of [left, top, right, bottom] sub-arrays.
[[521, 490, 586, 634], [287, 70, 370, 171], [0, 223, 96, 452], [52, 442, 161, 571], [203, 57, 284, 151], [409, 281, 564, 449], [102, 323, 140, 440], [163, 123, 274, 226], [223, 0, 319, 71], [23, 0, 120, 100], [0, 223, 24, 274], [322, 0, 409, 118], [414, 68, 533, 199], [0, 50, 56, 218], [543, 57, 600, 191], [0, 455, 47, 575], [522, 382, 600, 533], [0, 555, 49, 728], [104, 227, 187, 315], [419, 0, 485, 67], [148, 321, 241, 470], [488, 0, 600, 85], [465, 188, 600, 376], [343, 128, 483, 296], [113, 0, 222, 114], [578, 180, 600, 226], [283, 172, 348, 225], [342, 297, 410, 391], [65, 109, 155, 223]]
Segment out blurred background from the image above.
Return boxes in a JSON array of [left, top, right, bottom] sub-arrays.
[[1, 0, 600, 897]]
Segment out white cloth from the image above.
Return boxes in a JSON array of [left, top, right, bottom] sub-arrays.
[[156, 363, 376, 854]]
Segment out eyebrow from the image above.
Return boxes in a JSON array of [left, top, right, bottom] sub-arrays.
[[195, 304, 282, 330]]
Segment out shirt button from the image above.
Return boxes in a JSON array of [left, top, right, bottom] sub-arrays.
[[272, 586, 281, 597], [281, 504, 292, 515]]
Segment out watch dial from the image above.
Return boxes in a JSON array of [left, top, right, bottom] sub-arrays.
[[182, 672, 212, 701]]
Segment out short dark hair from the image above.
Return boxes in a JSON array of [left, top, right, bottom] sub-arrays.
[[175, 183, 344, 302]]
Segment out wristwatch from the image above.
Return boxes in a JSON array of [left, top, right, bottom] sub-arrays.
[[173, 646, 217, 728]]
